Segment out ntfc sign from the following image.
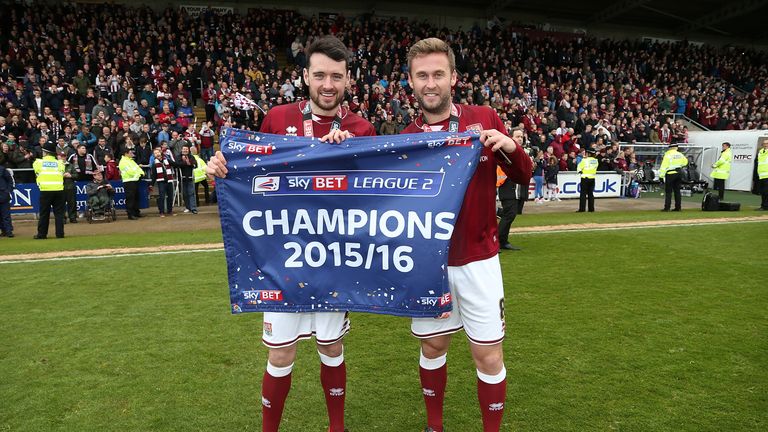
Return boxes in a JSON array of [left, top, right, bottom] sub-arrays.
[[11, 187, 33, 210]]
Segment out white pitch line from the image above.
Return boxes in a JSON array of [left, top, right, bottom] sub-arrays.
[[513, 218, 768, 235], [2, 219, 765, 265], [0, 248, 224, 265]]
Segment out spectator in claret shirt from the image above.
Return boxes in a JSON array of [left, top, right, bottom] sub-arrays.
[[198, 121, 215, 162], [103, 153, 120, 181], [614, 152, 629, 172], [158, 103, 175, 125]]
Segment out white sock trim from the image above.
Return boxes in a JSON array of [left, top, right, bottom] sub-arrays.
[[318, 350, 344, 367], [477, 366, 506, 384], [419, 351, 447, 370], [266, 362, 294, 378]]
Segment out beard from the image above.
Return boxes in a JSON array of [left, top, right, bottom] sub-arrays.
[[416, 91, 451, 117], [310, 88, 345, 114]]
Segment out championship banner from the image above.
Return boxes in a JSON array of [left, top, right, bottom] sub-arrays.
[[11, 181, 150, 214], [217, 129, 482, 317]]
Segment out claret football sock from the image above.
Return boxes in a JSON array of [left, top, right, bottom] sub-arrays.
[[477, 367, 507, 432], [319, 350, 346, 432], [419, 351, 448, 431], [262, 362, 293, 432]]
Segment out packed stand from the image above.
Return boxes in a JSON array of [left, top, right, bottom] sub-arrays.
[[0, 2, 766, 190]]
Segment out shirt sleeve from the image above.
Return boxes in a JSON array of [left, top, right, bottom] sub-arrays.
[[488, 107, 532, 185], [362, 121, 377, 137], [497, 142, 532, 185], [259, 112, 273, 133]]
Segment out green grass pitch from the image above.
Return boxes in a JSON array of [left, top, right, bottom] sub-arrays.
[[1, 221, 767, 431]]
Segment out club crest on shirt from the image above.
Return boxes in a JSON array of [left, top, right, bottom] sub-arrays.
[[285, 126, 298, 136], [466, 123, 483, 134]]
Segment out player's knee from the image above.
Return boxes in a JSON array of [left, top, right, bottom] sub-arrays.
[[472, 346, 504, 375], [317, 341, 343, 358], [421, 336, 450, 359], [268, 345, 297, 367]]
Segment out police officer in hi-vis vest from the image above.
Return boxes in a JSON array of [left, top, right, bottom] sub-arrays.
[[118, 148, 145, 219], [659, 142, 689, 212], [33, 141, 66, 239], [577, 148, 598, 212], [711, 142, 732, 200], [757, 140, 768, 210]]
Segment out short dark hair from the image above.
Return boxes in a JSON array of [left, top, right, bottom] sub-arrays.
[[306, 36, 350, 68]]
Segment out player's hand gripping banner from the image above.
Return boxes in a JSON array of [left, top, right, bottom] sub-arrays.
[[217, 129, 481, 317]]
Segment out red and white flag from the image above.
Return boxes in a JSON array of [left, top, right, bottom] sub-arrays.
[[233, 92, 266, 114]]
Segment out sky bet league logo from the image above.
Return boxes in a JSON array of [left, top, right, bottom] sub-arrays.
[[226, 140, 273, 155], [251, 170, 445, 197], [242, 290, 284, 304], [419, 293, 452, 307]]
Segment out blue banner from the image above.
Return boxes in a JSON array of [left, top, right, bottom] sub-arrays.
[[11, 181, 150, 214], [218, 129, 482, 317]]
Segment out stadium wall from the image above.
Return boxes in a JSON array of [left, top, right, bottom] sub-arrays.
[[689, 130, 767, 192]]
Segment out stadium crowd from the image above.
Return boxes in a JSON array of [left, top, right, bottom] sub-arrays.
[[0, 2, 767, 183]]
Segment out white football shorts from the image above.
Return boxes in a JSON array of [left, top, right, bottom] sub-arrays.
[[411, 255, 506, 345], [262, 311, 350, 348]]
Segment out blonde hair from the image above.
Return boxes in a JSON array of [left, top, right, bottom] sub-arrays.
[[407, 38, 456, 72]]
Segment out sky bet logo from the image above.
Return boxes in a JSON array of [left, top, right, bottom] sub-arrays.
[[425, 136, 473, 149], [227, 141, 273, 155], [242, 290, 284, 301], [254, 170, 443, 197], [418, 293, 452, 307], [287, 175, 348, 191]]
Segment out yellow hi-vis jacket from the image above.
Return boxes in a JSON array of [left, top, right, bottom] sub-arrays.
[[119, 155, 144, 182], [757, 148, 768, 180], [711, 148, 732, 180], [193, 155, 207, 183], [33, 155, 65, 191], [577, 157, 598, 179], [659, 148, 689, 180]]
